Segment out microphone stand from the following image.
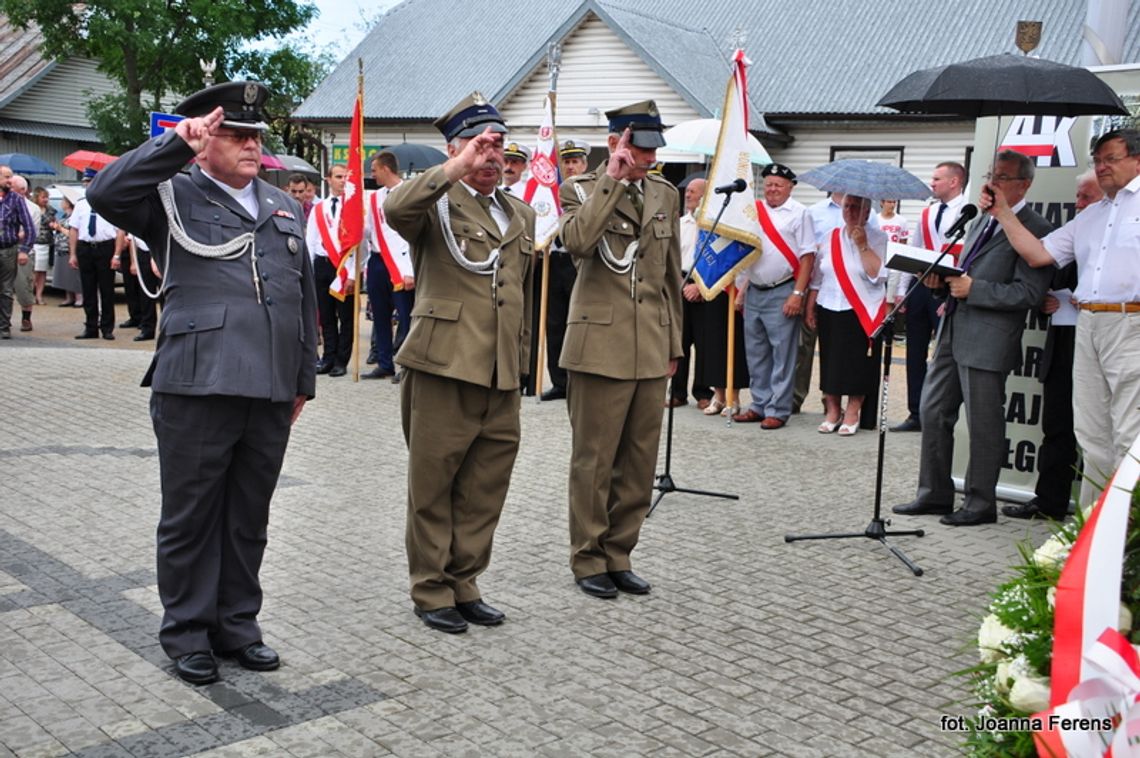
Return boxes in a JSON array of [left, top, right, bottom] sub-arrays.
[[783, 224, 970, 575], [650, 189, 742, 517]]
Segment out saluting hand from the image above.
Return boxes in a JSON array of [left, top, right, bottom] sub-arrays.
[[457, 127, 504, 171], [605, 128, 636, 181], [175, 107, 225, 154]]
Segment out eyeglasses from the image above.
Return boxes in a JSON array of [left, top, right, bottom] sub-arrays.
[[214, 131, 262, 144], [1091, 153, 1134, 167], [983, 173, 1028, 183]]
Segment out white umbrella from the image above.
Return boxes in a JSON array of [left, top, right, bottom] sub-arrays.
[[660, 118, 771, 165]]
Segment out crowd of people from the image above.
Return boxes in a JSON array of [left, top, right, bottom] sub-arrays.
[[4, 74, 1136, 687]]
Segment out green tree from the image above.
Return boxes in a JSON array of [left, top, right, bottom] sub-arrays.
[[0, 0, 321, 152]]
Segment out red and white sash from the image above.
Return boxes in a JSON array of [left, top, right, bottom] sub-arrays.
[[830, 228, 886, 340], [315, 201, 351, 299], [755, 201, 800, 278], [369, 191, 412, 290], [919, 205, 963, 260]]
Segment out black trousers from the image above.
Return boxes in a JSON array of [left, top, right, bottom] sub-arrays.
[[523, 256, 544, 394], [545, 251, 577, 392], [1034, 325, 1078, 512], [314, 255, 355, 367], [77, 240, 116, 335], [135, 249, 161, 334], [904, 283, 942, 416], [671, 295, 715, 402], [151, 392, 293, 658]]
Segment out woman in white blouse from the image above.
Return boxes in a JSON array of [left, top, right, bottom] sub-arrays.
[[805, 194, 888, 436]]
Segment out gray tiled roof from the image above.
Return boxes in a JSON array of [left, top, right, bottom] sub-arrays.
[[0, 17, 55, 109], [294, 0, 1140, 121]]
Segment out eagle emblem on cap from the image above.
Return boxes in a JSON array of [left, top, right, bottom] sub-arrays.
[[507, 143, 519, 152], [647, 101, 659, 117], [472, 91, 487, 105], [243, 83, 258, 105]]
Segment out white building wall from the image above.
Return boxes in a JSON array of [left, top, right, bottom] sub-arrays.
[[768, 121, 976, 215], [1, 58, 119, 126]]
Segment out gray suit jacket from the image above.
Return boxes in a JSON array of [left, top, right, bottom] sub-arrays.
[[87, 132, 318, 402], [944, 205, 1054, 374]]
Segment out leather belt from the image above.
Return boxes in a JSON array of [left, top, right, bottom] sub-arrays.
[[751, 276, 794, 291], [1078, 302, 1140, 314]]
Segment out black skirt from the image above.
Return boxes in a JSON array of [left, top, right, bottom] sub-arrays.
[[816, 306, 881, 397], [691, 292, 749, 389]]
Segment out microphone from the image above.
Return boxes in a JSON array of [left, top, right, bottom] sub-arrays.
[[714, 178, 747, 195], [943, 204, 978, 239]]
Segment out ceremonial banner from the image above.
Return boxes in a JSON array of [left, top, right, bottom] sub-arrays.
[[693, 49, 763, 299], [523, 94, 561, 247], [331, 91, 364, 301]]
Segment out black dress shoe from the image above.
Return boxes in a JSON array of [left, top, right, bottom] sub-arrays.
[[608, 570, 651, 594], [133, 332, 155, 342], [892, 500, 953, 516], [361, 367, 394, 379], [891, 415, 922, 432], [217, 641, 280, 671], [315, 360, 333, 375], [1002, 501, 1066, 521], [174, 651, 219, 685], [576, 573, 618, 599], [75, 331, 98, 340], [414, 606, 468, 633], [366, 350, 378, 365], [328, 365, 347, 377], [455, 600, 505, 626], [540, 386, 567, 401], [101, 333, 115, 340], [940, 508, 997, 526], [119, 319, 140, 328]]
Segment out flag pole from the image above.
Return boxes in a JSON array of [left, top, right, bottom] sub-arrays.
[[725, 283, 736, 424], [351, 59, 364, 382], [534, 42, 561, 401]]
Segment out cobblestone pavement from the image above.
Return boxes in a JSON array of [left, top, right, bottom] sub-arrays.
[[0, 300, 1055, 756]]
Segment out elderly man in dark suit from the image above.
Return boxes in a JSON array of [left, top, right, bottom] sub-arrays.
[[893, 150, 1053, 526], [87, 81, 317, 684], [384, 93, 535, 635]]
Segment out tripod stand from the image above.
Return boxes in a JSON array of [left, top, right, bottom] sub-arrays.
[[648, 183, 743, 518], [784, 221, 971, 575]]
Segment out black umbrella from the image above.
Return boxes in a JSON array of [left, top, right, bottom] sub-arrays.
[[379, 143, 447, 173], [677, 170, 707, 189], [877, 53, 1129, 118]]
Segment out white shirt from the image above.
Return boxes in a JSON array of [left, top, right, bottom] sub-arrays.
[[900, 193, 967, 291], [305, 196, 343, 259], [365, 183, 413, 279], [875, 212, 910, 244], [461, 181, 509, 235], [808, 197, 843, 249], [502, 179, 527, 198], [69, 198, 118, 243], [811, 223, 888, 312], [741, 197, 815, 287], [1042, 174, 1140, 303], [201, 169, 258, 218], [680, 213, 698, 273]]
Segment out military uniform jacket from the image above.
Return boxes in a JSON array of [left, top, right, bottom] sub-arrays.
[[86, 133, 318, 402], [383, 164, 535, 390], [557, 171, 683, 380]]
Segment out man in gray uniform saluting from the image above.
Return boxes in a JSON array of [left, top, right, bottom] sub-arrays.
[[87, 81, 317, 684]]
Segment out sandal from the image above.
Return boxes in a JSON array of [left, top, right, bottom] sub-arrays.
[[703, 399, 725, 416], [818, 419, 840, 434], [837, 423, 859, 436], [721, 404, 738, 418]]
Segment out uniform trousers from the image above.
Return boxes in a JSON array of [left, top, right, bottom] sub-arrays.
[[524, 256, 544, 394], [1073, 312, 1140, 505], [0, 245, 16, 331], [133, 250, 161, 335], [742, 281, 799, 419], [544, 251, 577, 392], [150, 392, 293, 658], [313, 255, 355, 368], [77, 240, 117, 335], [365, 253, 413, 373], [903, 283, 943, 417], [566, 371, 666, 578], [1033, 325, 1077, 513], [401, 368, 520, 610], [915, 327, 1007, 514], [120, 253, 143, 325]]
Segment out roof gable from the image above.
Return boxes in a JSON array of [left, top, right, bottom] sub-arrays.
[[0, 17, 56, 109]]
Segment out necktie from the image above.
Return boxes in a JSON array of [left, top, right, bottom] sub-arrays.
[[627, 183, 644, 217], [934, 202, 947, 231], [960, 219, 997, 272], [87, 210, 98, 238], [476, 193, 493, 212], [330, 197, 339, 216], [503, 185, 512, 195]]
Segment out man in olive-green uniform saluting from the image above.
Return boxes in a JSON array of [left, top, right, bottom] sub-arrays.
[[558, 101, 683, 599], [384, 93, 535, 634]]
